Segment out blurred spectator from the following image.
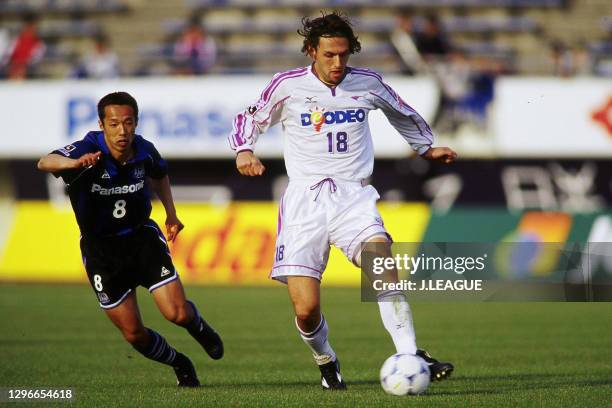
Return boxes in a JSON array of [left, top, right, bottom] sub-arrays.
[[71, 33, 120, 79], [550, 39, 593, 77], [433, 51, 502, 135], [550, 40, 574, 77], [414, 15, 451, 61], [591, 35, 612, 77], [390, 12, 424, 75], [461, 56, 499, 128], [172, 15, 217, 75], [430, 49, 473, 134], [7, 13, 46, 80], [572, 40, 592, 76], [390, 13, 491, 134], [0, 20, 12, 77]]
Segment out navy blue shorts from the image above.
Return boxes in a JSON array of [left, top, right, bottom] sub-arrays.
[[80, 220, 178, 309]]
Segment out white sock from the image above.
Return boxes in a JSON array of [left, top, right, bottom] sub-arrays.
[[377, 292, 417, 355], [295, 314, 337, 365]]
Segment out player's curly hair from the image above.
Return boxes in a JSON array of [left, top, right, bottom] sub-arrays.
[[97, 91, 139, 123], [298, 11, 361, 55]]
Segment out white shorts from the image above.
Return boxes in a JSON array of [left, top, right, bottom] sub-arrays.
[[270, 177, 390, 283]]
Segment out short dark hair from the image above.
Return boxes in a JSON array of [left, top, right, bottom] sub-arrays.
[[97, 92, 139, 122], [298, 11, 361, 55], [22, 12, 38, 25], [94, 32, 110, 45]]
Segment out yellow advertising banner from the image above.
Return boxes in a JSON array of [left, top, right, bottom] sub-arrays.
[[0, 201, 430, 286], [0, 202, 81, 282]]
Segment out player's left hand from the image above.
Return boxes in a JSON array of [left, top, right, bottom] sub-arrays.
[[421, 147, 458, 164], [165, 215, 184, 243], [236, 150, 266, 176]]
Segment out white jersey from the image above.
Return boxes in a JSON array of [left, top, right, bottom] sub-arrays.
[[229, 65, 433, 181]]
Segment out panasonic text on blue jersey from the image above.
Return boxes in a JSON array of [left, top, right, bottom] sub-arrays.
[[91, 181, 145, 196]]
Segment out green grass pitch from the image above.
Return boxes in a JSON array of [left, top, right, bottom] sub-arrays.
[[1, 283, 611, 407]]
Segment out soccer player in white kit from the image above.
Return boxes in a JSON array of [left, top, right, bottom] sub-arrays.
[[229, 12, 457, 390]]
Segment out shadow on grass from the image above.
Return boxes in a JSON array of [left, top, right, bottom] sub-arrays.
[[429, 373, 612, 397], [197, 379, 380, 388], [202, 374, 612, 395]]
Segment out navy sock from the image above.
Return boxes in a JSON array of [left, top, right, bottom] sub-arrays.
[[133, 328, 178, 366], [184, 300, 203, 334]]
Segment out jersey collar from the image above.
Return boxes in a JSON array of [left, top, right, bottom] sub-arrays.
[[309, 64, 350, 92], [92, 131, 146, 164]]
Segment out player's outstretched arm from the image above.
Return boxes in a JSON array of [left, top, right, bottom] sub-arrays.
[[236, 150, 266, 177], [37, 151, 101, 173], [149, 175, 184, 242], [420, 147, 458, 164]]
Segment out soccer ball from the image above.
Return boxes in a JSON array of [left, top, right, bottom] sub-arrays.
[[380, 353, 430, 396]]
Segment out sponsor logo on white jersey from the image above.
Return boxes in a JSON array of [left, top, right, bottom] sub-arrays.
[[301, 108, 366, 131]]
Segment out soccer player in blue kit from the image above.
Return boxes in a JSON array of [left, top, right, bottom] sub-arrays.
[[37, 91, 223, 387]]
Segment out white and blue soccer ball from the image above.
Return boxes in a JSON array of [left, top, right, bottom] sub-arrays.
[[380, 353, 430, 396]]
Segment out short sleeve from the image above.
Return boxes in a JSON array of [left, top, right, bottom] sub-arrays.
[[50, 138, 98, 184], [144, 140, 168, 179]]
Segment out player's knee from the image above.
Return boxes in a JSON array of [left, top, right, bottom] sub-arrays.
[[294, 302, 320, 326], [122, 326, 148, 346], [164, 303, 192, 326], [366, 236, 392, 255], [357, 236, 392, 267]]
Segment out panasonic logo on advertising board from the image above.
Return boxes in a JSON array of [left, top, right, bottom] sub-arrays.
[[67, 97, 232, 139]]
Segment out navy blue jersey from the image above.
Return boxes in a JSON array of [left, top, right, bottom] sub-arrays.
[[52, 131, 168, 237]]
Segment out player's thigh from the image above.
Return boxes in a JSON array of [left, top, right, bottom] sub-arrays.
[[103, 291, 146, 340], [358, 235, 400, 287], [151, 278, 191, 323], [80, 236, 134, 309], [356, 235, 393, 268], [138, 221, 180, 294], [330, 185, 390, 265], [272, 188, 331, 281], [273, 222, 330, 277]]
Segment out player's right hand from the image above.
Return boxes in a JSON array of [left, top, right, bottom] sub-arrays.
[[236, 150, 266, 176], [76, 151, 102, 168], [165, 215, 184, 243]]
